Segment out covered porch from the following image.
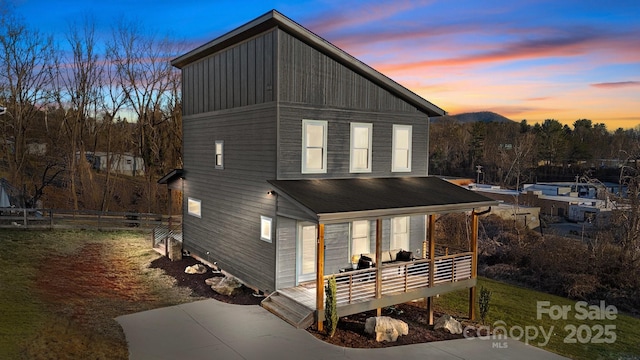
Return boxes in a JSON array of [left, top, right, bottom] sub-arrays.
[[265, 176, 497, 330]]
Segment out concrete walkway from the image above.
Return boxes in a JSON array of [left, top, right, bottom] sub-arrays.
[[116, 299, 568, 360]]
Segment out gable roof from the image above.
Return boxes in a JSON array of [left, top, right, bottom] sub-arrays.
[[171, 10, 446, 117], [268, 177, 497, 223]]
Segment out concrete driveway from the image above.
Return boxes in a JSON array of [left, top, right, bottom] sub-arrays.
[[116, 299, 568, 360]]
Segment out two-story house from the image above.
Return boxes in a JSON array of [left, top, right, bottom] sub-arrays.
[[166, 10, 496, 330]]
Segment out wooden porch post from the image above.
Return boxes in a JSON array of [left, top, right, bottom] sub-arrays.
[[375, 218, 383, 317], [316, 223, 325, 332], [427, 214, 436, 325], [469, 211, 479, 321]]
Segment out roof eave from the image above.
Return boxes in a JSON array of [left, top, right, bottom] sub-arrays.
[[317, 200, 498, 224]]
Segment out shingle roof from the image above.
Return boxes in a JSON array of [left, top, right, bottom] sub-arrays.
[[268, 177, 497, 223], [171, 10, 446, 117]]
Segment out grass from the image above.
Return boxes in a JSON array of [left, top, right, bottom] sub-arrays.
[[434, 277, 640, 359], [0, 229, 199, 359]]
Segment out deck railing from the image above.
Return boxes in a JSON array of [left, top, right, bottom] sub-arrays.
[[325, 252, 473, 306]]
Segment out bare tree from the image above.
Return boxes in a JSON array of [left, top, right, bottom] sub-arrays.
[[108, 19, 183, 212], [0, 12, 55, 204], [53, 18, 103, 210]]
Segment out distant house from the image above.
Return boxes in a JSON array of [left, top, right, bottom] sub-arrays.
[[85, 151, 145, 176], [165, 10, 496, 329]]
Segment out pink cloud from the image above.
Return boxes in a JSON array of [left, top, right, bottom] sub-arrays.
[[591, 81, 640, 89]]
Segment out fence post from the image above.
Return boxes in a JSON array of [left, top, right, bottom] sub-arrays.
[[49, 209, 54, 230], [23, 208, 27, 227]]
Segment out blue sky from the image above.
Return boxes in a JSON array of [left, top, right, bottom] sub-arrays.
[[11, 0, 640, 129]]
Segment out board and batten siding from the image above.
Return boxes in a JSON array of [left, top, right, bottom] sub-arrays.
[[278, 30, 420, 113], [181, 29, 276, 116], [182, 103, 278, 292]]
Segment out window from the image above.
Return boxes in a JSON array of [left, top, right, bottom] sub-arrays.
[[260, 216, 272, 242], [302, 120, 327, 174], [350, 220, 370, 260], [350, 123, 373, 173], [215, 140, 224, 169], [187, 197, 202, 218], [392, 125, 412, 172], [390, 216, 410, 250]]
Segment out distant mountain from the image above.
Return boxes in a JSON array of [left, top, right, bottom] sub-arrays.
[[433, 111, 515, 124]]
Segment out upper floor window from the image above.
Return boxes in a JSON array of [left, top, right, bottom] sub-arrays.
[[302, 120, 327, 174], [350, 123, 372, 173], [215, 140, 224, 169], [392, 125, 412, 172]]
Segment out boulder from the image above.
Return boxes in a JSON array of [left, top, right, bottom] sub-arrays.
[[434, 314, 463, 334], [206, 275, 243, 296], [184, 264, 208, 274], [364, 316, 408, 342]]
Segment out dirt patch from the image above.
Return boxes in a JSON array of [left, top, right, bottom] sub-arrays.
[[308, 302, 469, 348], [37, 242, 156, 324]]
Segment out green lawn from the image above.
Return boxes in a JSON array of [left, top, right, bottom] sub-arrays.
[[435, 277, 640, 359]]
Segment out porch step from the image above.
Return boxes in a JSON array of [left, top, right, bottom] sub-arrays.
[[261, 291, 314, 329]]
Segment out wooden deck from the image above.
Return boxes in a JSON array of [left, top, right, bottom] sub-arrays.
[[272, 251, 474, 324]]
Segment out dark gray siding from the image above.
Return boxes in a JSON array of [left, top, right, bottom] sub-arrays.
[[324, 223, 350, 274], [181, 30, 276, 116], [278, 105, 428, 179], [276, 216, 296, 289], [276, 29, 428, 179], [182, 103, 278, 292]]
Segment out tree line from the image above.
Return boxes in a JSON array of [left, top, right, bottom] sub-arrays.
[[430, 118, 640, 188], [2, 7, 639, 214], [0, 10, 183, 212]]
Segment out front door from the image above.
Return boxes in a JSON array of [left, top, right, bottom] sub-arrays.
[[297, 222, 317, 284]]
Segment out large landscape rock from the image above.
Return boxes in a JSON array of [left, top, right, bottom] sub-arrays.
[[364, 316, 408, 342], [434, 314, 463, 334], [184, 263, 208, 274], [206, 275, 243, 296]]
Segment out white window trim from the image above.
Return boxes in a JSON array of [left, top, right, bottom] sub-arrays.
[[301, 119, 328, 174], [215, 140, 224, 169], [187, 197, 202, 218], [349, 123, 373, 173], [392, 124, 412, 172], [260, 216, 272, 243]]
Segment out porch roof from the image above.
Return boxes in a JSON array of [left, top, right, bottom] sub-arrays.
[[268, 176, 498, 223]]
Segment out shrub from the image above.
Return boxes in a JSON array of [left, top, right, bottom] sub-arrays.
[[324, 276, 338, 337], [478, 286, 492, 325]]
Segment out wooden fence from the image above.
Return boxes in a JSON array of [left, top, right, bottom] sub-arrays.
[[0, 208, 180, 231]]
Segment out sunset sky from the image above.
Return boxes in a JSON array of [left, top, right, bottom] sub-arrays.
[[13, 0, 640, 130]]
